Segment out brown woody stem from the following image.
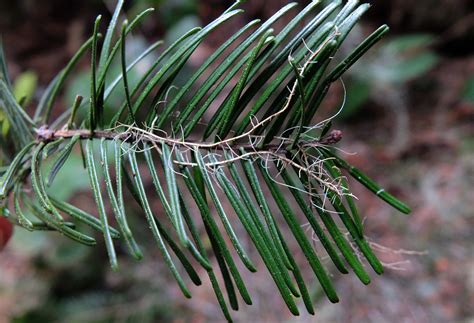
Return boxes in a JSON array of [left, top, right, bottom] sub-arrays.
[[35, 126, 342, 151]]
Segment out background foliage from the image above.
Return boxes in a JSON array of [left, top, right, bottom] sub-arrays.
[[0, 0, 473, 322]]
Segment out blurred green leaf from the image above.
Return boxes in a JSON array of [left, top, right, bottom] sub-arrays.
[[383, 34, 434, 52], [339, 79, 371, 119], [65, 71, 90, 108], [0, 109, 9, 137], [46, 152, 91, 201], [10, 227, 50, 256], [13, 71, 37, 106], [45, 239, 91, 268], [379, 34, 438, 83], [387, 52, 438, 83], [462, 76, 474, 103], [165, 15, 200, 44]]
